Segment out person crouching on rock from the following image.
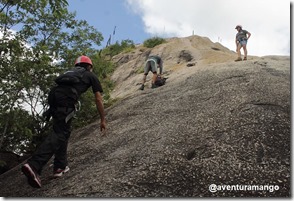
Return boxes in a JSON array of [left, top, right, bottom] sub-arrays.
[[235, 25, 251, 62], [139, 55, 163, 90]]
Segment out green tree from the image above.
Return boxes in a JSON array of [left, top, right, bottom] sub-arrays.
[[143, 37, 166, 48], [103, 39, 135, 58], [0, 0, 106, 154]]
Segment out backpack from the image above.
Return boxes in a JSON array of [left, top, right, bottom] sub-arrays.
[[154, 76, 166, 86], [48, 67, 86, 108], [55, 67, 86, 85]]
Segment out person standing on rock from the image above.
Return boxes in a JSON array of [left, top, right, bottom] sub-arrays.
[[139, 55, 163, 90], [235, 25, 251, 61], [21, 55, 106, 188]]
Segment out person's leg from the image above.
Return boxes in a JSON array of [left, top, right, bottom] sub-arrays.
[[142, 74, 147, 84], [26, 108, 71, 174], [140, 61, 150, 90], [53, 119, 71, 171], [235, 43, 242, 61], [27, 123, 66, 175], [139, 74, 147, 90], [237, 43, 242, 59], [152, 72, 158, 87], [53, 138, 70, 177], [22, 114, 69, 188], [243, 44, 248, 60], [150, 60, 158, 85]]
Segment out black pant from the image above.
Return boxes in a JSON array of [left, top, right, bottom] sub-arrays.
[[28, 108, 74, 175]]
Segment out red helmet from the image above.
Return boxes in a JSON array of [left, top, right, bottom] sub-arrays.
[[75, 55, 93, 66]]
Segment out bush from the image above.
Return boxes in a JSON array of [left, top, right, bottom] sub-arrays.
[[143, 37, 166, 48], [103, 39, 135, 57]]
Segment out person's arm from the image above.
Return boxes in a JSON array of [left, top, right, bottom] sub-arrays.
[[159, 60, 163, 75], [94, 91, 106, 131], [246, 32, 251, 40]]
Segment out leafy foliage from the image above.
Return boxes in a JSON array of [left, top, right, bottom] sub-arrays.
[[0, 0, 116, 155], [102, 39, 135, 58], [0, 109, 33, 153], [143, 37, 166, 48]]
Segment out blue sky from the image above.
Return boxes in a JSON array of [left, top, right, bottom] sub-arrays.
[[68, 0, 149, 48], [68, 0, 290, 56]]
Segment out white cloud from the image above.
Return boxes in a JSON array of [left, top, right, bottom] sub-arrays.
[[126, 0, 290, 56]]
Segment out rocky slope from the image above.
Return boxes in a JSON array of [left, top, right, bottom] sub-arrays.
[[0, 36, 290, 197], [110, 35, 244, 99]]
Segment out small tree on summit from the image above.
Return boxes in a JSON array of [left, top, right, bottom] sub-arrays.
[[143, 37, 166, 48]]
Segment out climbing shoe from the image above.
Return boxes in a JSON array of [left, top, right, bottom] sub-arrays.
[[21, 163, 42, 188], [53, 166, 70, 178]]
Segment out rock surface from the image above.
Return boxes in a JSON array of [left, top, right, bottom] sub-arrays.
[[0, 36, 290, 197]]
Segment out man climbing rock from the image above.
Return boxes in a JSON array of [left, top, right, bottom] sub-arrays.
[[21, 55, 106, 188], [139, 55, 163, 90], [235, 25, 251, 61]]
